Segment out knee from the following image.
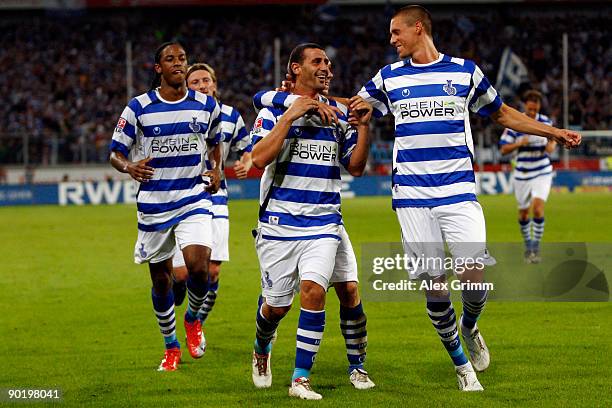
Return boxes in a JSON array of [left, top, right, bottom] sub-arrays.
[[300, 281, 326, 308], [208, 261, 221, 282], [151, 273, 172, 295], [518, 209, 530, 221], [335, 281, 360, 307], [172, 266, 188, 283], [264, 304, 291, 322]]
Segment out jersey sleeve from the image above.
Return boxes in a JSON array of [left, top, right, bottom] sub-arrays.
[[357, 69, 391, 118], [230, 111, 252, 154], [110, 100, 139, 157], [339, 126, 358, 169], [468, 64, 503, 117], [250, 108, 277, 146], [206, 97, 223, 146], [253, 90, 299, 112]]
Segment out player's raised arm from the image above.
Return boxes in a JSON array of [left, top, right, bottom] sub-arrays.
[[491, 104, 581, 149], [356, 69, 391, 119], [343, 96, 373, 176], [251, 97, 319, 169], [253, 90, 341, 126]]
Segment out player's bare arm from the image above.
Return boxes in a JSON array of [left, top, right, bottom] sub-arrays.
[[491, 103, 581, 149], [499, 136, 530, 155], [252, 96, 319, 169], [204, 143, 222, 193], [110, 151, 154, 183], [345, 96, 373, 176], [545, 140, 557, 154]]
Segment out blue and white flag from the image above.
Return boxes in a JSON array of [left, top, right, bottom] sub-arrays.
[[495, 47, 529, 98]]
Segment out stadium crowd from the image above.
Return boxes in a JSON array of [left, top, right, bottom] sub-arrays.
[[0, 4, 609, 166]]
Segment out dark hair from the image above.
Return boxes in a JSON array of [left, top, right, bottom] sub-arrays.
[[286, 43, 325, 80], [523, 89, 543, 104], [393, 5, 433, 36], [150, 41, 184, 90]]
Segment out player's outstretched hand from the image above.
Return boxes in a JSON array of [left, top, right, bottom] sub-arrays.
[[234, 160, 248, 179], [554, 129, 582, 149], [203, 168, 221, 194], [348, 96, 373, 126], [127, 157, 154, 183]]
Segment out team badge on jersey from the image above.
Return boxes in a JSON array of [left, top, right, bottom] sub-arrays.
[[115, 117, 127, 133], [189, 117, 201, 133], [401, 88, 411, 97], [294, 128, 302, 136], [443, 80, 457, 96], [253, 117, 263, 134], [153, 126, 161, 135]]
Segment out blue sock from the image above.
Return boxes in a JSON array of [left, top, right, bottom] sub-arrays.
[[519, 218, 531, 249], [293, 309, 325, 381], [185, 276, 208, 323], [151, 288, 180, 349], [340, 302, 367, 373], [426, 298, 468, 367]]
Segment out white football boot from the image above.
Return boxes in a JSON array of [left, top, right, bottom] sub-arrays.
[[461, 319, 490, 372], [288, 377, 323, 400], [252, 350, 272, 388], [455, 363, 484, 391], [349, 368, 376, 390]]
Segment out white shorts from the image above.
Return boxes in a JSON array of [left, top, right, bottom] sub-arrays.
[[513, 173, 553, 209], [255, 226, 358, 307], [172, 216, 229, 267], [135, 214, 213, 264], [396, 201, 490, 278]]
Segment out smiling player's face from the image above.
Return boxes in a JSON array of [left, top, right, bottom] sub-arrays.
[[389, 17, 418, 59], [187, 69, 216, 97], [155, 44, 187, 87], [296, 48, 331, 93]]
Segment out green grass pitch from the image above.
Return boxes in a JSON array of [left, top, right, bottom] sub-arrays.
[[1, 193, 610, 407]]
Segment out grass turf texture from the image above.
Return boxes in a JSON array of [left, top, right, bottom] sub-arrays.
[[1, 193, 611, 407]]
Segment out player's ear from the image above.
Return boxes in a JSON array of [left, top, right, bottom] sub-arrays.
[[415, 21, 423, 35], [290, 62, 301, 79], [154, 63, 162, 74]]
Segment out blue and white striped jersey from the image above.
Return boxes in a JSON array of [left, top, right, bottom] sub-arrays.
[[250, 95, 357, 241], [210, 103, 251, 219], [110, 89, 221, 232], [499, 113, 553, 181], [359, 53, 503, 208]]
